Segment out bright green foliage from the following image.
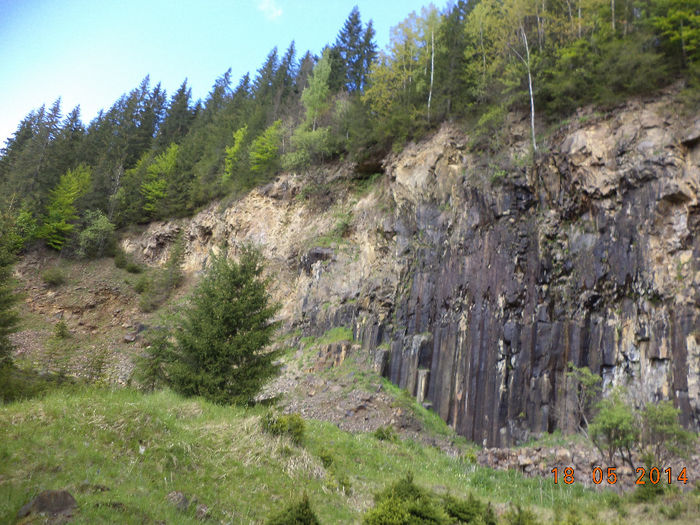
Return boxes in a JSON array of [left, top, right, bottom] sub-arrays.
[[261, 412, 306, 445], [266, 494, 320, 525], [589, 389, 639, 467], [640, 400, 696, 464], [223, 125, 248, 182], [566, 362, 602, 433], [11, 207, 38, 252], [77, 210, 115, 258], [651, 0, 700, 65], [301, 52, 332, 130], [141, 143, 179, 217], [163, 247, 281, 404], [249, 120, 283, 175], [39, 164, 91, 250], [282, 128, 333, 170]]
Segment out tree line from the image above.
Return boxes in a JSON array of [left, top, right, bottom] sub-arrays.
[[0, 1, 697, 252]]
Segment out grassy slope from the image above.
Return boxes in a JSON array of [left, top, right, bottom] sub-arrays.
[[0, 387, 631, 525]]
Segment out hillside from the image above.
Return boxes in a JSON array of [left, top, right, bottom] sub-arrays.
[[116, 89, 699, 447]]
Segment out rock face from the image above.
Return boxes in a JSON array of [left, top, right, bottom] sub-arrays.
[[124, 93, 699, 446]]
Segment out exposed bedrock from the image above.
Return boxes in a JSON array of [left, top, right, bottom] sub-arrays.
[[125, 95, 699, 446]]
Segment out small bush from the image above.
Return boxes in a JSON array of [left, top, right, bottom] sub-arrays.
[[78, 210, 115, 258], [136, 235, 183, 311], [632, 474, 666, 502], [125, 261, 142, 274], [133, 275, 150, 294], [266, 493, 320, 525], [364, 473, 497, 525], [114, 249, 128, 269], [42, 267, 65, 286], [443, 494, 496, 525], [318, 448, 334, 468], [660, 501, 684, 520], [502, 505, 541, 525], [373, 426, 397, 442], [53, 320, 70, 339], [262, 412, 305, 445]]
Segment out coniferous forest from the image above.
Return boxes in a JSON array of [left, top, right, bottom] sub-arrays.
[[1, 1, 697, 253]]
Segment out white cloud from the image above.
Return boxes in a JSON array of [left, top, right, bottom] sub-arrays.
[[257, 0, 282, 20]]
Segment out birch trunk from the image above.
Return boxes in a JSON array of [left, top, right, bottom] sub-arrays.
[[521, 25, 537, 152], [427, 30, 434, 120]]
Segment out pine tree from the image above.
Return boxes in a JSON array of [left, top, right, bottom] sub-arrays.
[[39, 164, 91, 250], [165, 247, 281, 405]]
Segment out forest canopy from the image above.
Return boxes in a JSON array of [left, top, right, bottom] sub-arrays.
[[1, 0, 697, 252]]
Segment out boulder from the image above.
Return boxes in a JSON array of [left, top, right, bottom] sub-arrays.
[[17, 490, 77, 520]]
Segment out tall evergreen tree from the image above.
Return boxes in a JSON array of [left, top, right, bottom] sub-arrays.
[[161, 247, 281, 405], [39, 164, 91, 250], [0, 209, 19, 368], [335, 6, 365, 92]]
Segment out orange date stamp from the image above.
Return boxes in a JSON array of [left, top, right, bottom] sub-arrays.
[[551, 466, 689, 485]]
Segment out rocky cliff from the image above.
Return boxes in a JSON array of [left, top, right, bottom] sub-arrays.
[[123, 90, 699, 447]]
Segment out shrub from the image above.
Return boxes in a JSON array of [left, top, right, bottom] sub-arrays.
[[266, 493, 320, 525], [125, 261, 143, 274], [632, 463, 666, 502], [589, 388, 638, 468], [133, 275, 150, 294], [502, 505, 541, 525], [114, 249, 128, 269], [137, 235, 183, 312], [53, 320, 70, 339], [443, 494, 496, 525], [42, 267, 65, 286], [318, 448, 334, 468], [262, 412, 305, 445], [640, 401, 696, 464], [364, 475, 498, 525], [77, 210, 115, 258], [373, 426, 397, 442], [566, 362, 602, 434]]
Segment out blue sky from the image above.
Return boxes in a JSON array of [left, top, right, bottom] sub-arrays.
[[0, 0, 439, 147]]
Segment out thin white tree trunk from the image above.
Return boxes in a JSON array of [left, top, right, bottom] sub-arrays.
[[427, 30, 434, 120], [578, 1, 582, 38], [611, 0, 615, 32], [521, 25, 537, 152]]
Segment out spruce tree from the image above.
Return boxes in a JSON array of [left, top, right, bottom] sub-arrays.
[[167, 247, 281, 405], [0, 211, 19, 368], [335, 6, 364, 92]]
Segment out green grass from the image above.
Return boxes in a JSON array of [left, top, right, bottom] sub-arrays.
[[0, 387, 603, 524], [2, 387, 696, 524]]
